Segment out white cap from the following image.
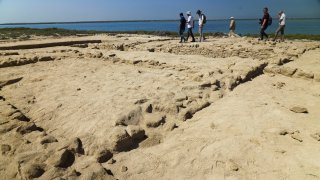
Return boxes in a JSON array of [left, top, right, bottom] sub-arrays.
[[187, 11, 191, 15], [230, 16, 234, 19]]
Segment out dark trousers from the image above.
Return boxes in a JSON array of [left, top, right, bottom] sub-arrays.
[[186, 28, 195, 42], [260, 26, 268, 40], [179, 28, 185, 42]]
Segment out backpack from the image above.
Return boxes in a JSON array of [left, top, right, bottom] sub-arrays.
[[268, 16, 273, 26], [202, 14, 207, 24]]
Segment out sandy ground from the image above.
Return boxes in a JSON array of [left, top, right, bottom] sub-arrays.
[[0, 34, 320, 180]]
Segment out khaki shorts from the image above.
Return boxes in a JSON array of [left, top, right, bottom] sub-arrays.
[[276, 25, 286, 35]]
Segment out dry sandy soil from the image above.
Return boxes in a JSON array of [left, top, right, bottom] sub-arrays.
[[0, 34, 320, 180]]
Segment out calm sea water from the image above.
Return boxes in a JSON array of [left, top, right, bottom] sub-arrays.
[[0, 19, 319, 35]]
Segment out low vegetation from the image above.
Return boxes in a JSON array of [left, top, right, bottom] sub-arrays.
[[0, 28, 102, 40], [0, 27, 319, 41], [245, 33, 320, 41]]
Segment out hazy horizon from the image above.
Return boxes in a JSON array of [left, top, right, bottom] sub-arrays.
[[2, 18, 320, 25], [1, 0, 320, 24]]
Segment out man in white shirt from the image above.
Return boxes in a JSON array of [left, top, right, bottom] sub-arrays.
[[273, 11, 286, 42], [228, 17, 237, 37], [197, 10, 205, 42], [186, 11, 195, 42]]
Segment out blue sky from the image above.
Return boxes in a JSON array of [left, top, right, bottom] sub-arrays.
[[0, 0, 320, 23]]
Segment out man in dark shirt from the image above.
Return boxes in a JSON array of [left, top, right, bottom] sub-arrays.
[[260, 7, 270, 40], [179, 13, 186, 43]]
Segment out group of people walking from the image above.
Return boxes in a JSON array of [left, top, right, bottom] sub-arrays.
[[259, 7, 286, 41], [179, 10, 206, 43], [178, 7, 286, 43]]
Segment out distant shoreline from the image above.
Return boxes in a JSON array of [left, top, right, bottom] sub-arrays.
[[0, 28, 320, 41], [1, 18, 320, 26]]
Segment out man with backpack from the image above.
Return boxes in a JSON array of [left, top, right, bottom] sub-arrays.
[[197, 10, 206, 42], [179, 13, 187, 43], [186, 11, 196, 42], [259, 7, 271, 40]]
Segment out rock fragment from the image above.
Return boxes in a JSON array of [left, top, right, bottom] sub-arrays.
[[110, 128, 133, 152], [92, 52, 103, 58], [165, 122, 178, 131], [96, 149, 113, 163], [175, 94, 188, 102], [40, 136, 58, 145], [16, 123, 43, 135], [115, 44, 124, 51], [121, 166, 128, 172], [38, 56, 55, 62], [279, 130, 289, 136], [10, 111, 30, 122], [68, 137, 84, 154], [147, 48, 155, 52], [114, 107, 142, 126], [108, 158, 116, 164], [48, 149, 75, 168], [290, 106, 308, 114], [180, 101, 211, 121], [144, 103, 153, 113], [22, 164, 45, 179], [134, 98, 148, 104], [80, 163, 115, 180], [132, 60, 142, 65], [1, 144, 11, 155], [264, 66, 298, 77], [126, 125, 145, 140], [227, 161, 239, 171], [145, 115, 166, 128], [0, 122, 21, 134], [294, 69, 314, 79]]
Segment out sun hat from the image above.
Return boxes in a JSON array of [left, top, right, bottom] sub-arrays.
[[187, 11, 191, 15], [230, 17, 234, 19]]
